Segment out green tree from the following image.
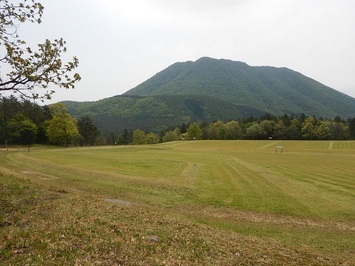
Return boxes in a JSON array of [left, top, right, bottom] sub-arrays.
[[272, 120, 286, 139], [348, 118, 355, 139], [207, 120, 225, 140], [284, 118, 301, 139], [0, 96, 19, 145], [224, 120, 242, 140], [259, 120, 276, 139], [0, 96, 51, 144], [104, 132, 116, 145], [280, 113, 292, 127], [301, 116, 317, 139], [115, 129, 133, 145], [315, 120, 331, 139], [329, 121, 348, 139], [21, 99, 51, 125], [199, 121, 210, 139], [132, 129, 147, 145], [122, 129, 132, 144], [206, 124, 216, 139], [115, 135, 125, 145], [162, 130, 179, 142], [187, 123, 202, 140], [179, 123, 187, 134], [8, 113, 38, 144], [46, 103, 79, 146], [245, 123, 265, 139], [21, 99, 51, 143], [0, 0, 80, 100], [77, 116, 99, 146], [146, 132, 159, 144]]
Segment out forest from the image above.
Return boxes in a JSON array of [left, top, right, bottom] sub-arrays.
[[0, 97, 99, 147], [2, 97, 354, 147]]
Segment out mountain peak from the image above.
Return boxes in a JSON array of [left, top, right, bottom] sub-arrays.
[[124, 57, 355, 118]]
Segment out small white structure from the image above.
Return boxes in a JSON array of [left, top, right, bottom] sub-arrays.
[[275, 145, 284, 153]]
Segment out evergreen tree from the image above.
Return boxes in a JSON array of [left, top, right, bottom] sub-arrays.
[[122, 129, 132, 144], [348, 118, 355, 139], [77, 116, 99, 146]]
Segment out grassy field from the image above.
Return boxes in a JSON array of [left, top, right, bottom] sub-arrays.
[[1, 140, 354, 265]]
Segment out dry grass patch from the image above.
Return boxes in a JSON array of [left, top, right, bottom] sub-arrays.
[[1, 173, 350, 265]]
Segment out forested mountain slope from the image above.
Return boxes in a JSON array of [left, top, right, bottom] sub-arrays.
[[64, 57, 355, 133], [124, 57, 355, 118]]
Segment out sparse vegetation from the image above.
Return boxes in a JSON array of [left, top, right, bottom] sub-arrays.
[[1, 140, 354, 265]]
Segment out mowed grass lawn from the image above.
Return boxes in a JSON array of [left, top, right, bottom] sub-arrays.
[[1, 140, 354, 265]]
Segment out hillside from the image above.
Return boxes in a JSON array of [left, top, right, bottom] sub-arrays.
[[64, 95, 265, 134], [64, 57, 355, 133], [124, 57, 355, 117]]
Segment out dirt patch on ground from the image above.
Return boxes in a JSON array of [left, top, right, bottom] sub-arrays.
[[103, 198, 134, 206]]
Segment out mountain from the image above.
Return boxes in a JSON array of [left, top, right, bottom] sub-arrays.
[[64, 57, 355, 134], [124, 57, 355, 117]]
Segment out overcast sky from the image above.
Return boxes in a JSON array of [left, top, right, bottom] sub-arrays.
[[21, 0, 355, 103]]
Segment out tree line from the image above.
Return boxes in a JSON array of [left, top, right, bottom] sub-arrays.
[[0, 97, 101, 147], [117, 113, 355, 145], [2, 97, 355, 147]]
